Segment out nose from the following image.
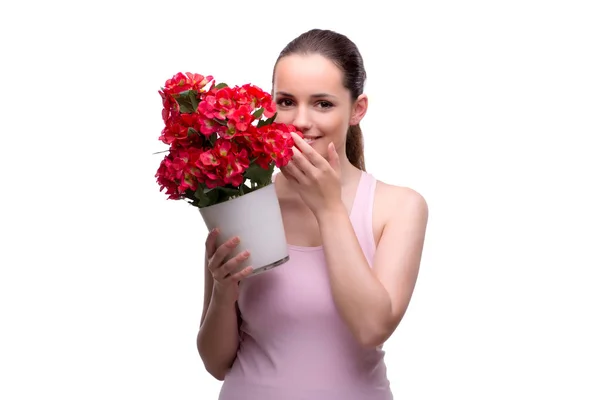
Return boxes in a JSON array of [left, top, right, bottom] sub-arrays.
[[292, 105, 312, 132]]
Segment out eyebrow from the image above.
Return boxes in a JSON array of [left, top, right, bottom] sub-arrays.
[[275, 91, 338, 99]]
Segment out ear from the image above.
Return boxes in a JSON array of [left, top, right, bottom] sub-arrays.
[[350, 94, 368, 126]]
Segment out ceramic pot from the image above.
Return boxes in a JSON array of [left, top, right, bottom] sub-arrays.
[[199, 183, 289, 276]]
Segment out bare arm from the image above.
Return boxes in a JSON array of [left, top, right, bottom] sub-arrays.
[[281, 134, 429, 348], [196, 230, 253, 380], [317, 187, 428, 347], [197, 268, 240, 380]]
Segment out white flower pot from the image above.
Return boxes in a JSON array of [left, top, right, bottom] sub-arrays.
[[198, 183, 289, 277]]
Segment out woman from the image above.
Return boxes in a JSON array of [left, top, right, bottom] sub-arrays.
[[197, 29, 429, 399]]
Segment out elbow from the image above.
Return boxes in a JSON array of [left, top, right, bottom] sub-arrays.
[[356, 304, 405, 348], [357, 330, 389, 348], [197, 339, 229, 381], [355, 317, 399, 348], [206, 368, 226, 381], [199, 354, 229, 381], [198, 358, 229, 382]]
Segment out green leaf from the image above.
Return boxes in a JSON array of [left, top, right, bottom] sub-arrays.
[[214, 83, 228, 89], [194, 186, 218, 207], [244, 162, 274, 186], [176, 90, 198, 113], [256, 112, 277, 128], [252, 107, 264, 119], [188, 127, 200, 138], [218, 186, 240, 197], [189, 91, 199, 111], [198, 186, 241, 206], [204, 186, 235, 196]]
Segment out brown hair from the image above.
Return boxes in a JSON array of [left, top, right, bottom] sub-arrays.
[[272, 29, 367, 171]]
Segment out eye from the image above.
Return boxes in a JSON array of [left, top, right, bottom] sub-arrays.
[[316, 101, 333, 109], [276, 98, 294, 107]]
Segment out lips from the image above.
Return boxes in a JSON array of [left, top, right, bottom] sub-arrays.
[[303, 136, 322, 144]]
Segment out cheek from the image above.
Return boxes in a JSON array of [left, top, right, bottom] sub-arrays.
[[274, 111, 292, 125], [316, 112, 347, 137]]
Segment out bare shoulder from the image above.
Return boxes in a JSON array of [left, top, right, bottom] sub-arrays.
[[370, 177, 428, 246], [375, 179, 429, 221]]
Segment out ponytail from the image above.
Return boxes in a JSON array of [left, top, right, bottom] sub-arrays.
[[346, 124, 366, 171]]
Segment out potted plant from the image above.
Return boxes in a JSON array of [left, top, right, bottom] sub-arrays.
[[155, 72, 300, 276]]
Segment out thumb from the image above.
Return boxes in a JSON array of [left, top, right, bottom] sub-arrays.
[[328, 142, 341, 173]]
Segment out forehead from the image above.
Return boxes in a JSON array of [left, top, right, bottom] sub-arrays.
[[273, 54, 346, 95]]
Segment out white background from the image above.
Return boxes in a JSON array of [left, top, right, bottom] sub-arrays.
[[1, 0, 599, 399]]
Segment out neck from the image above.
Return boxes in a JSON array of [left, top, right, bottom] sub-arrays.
[[338, 154, 363, 187]]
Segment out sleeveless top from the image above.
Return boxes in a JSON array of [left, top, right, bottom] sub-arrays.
[[218, 171, 393, 400]]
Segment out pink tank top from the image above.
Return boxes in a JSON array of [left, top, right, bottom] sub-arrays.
[[218, 171, 393, 400]]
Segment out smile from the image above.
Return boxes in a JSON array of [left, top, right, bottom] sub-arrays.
[[303, 136, 322, 145]]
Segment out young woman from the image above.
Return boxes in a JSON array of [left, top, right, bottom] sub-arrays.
[[197, 29, 429, 400]]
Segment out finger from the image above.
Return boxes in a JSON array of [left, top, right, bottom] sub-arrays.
[[327, 142, 341, 174], [282, 160, 309, 185], [291, 131, 327, 168], [280, 166, 298, 183], [279, 167, 301, 189], [205, 228, 219, 259], [214, 250, 251, 281], [291, 146, 315, 173], [208, 236, 240, 273], [229, 266, 254, 282]]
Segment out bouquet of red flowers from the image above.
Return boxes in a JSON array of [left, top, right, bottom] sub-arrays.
[[155, 72, 301, 208]]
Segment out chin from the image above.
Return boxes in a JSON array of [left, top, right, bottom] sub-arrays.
[[308, 136, 330, 147], [308, 138, 327, 154], [302, 136, 333, 157]]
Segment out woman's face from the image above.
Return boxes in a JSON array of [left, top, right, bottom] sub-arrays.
[[272, 53, 366, 160]]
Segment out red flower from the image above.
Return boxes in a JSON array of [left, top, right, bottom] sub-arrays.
[[155, 147, 204, 199], [194, 140, 250, 189], [155, 72, 300, 207], [163, 72, 213, 95], [198, 115, 219, 136], [229, 104, 253, 131], [159, 113, 205, 147], [214, 87, 235, 120], [198, 94, 217, 118]]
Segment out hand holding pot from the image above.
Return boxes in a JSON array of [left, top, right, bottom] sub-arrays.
[[205, 229, 253, 305]]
